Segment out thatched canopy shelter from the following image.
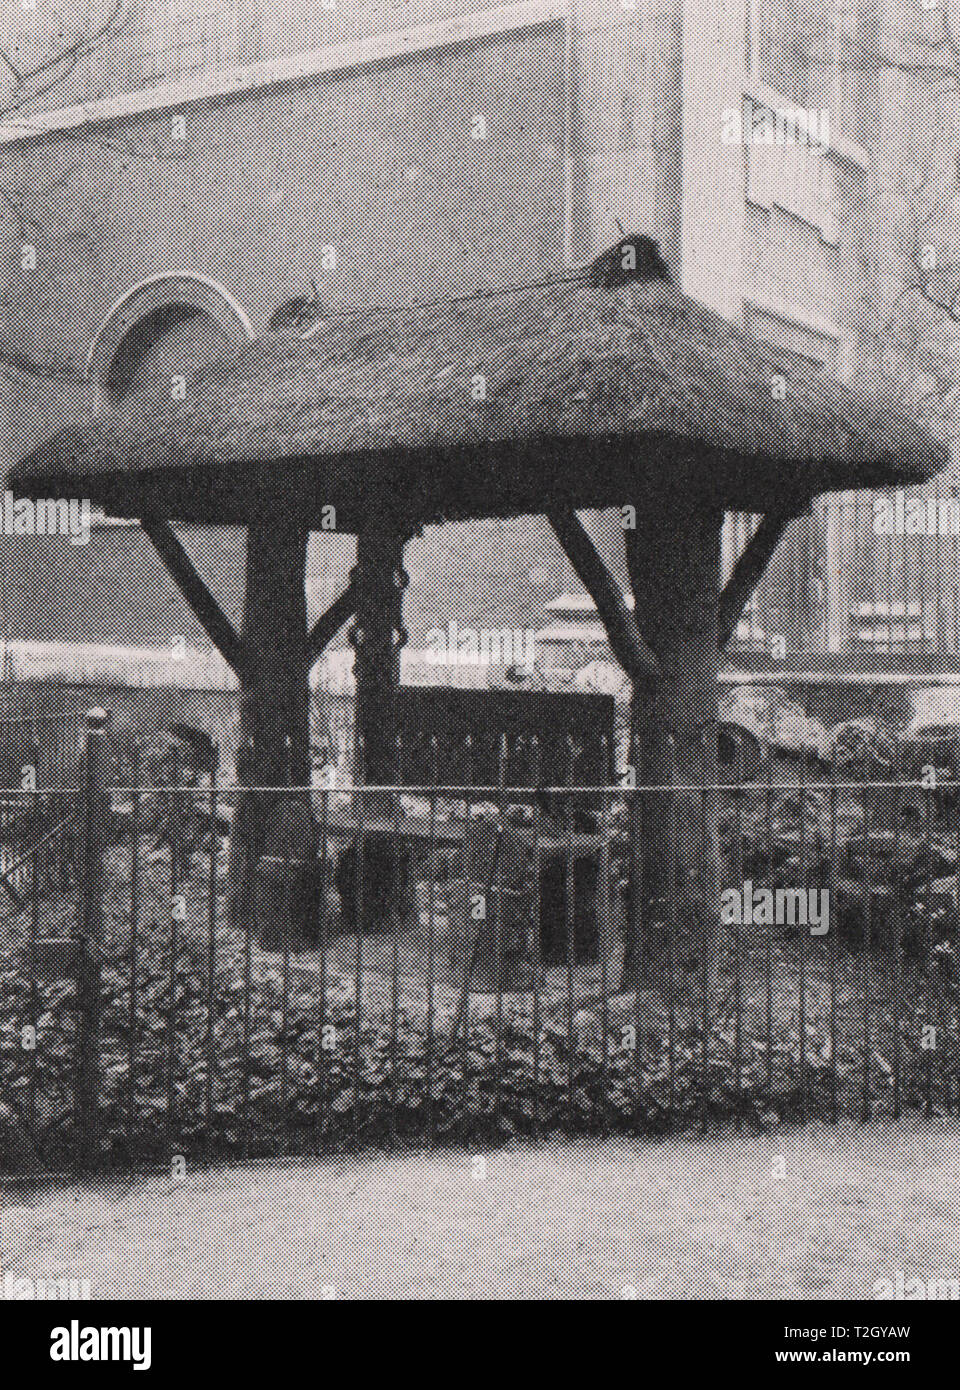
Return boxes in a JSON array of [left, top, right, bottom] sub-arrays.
[[13, 266, 941, 528], [7, 237, 948, 979]]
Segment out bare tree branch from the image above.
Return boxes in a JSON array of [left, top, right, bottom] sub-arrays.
[[0, 0, 129, 120], [0, 4, 141, 380]]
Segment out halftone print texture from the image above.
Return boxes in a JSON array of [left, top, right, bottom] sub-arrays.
[[1, 0, 960, 1307]]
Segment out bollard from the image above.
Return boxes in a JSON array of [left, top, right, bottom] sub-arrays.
[[76, 707, 110, 1169]]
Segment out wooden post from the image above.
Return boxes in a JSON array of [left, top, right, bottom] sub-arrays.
[[230, 516, 311, 930], [823, 494, 847, 654], [240, 518, 310, 785], [142, 517, 245, 673], [548, 509, 660, 678], [352, 512, 407, 794], [622, 499, 723, 991], [76, 707, 110, 1169], [349, 507, 408, 931], [718, 507, 797, 649]]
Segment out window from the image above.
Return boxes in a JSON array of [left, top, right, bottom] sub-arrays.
[[753, 0, 834, 109], [749, 0, 878, 148], [849, 601, 928, 654]]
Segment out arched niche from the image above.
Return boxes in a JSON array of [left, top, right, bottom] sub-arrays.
[[86, 274, 255, 404]]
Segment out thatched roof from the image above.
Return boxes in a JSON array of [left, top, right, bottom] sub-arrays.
[[9, 255, 947, 526]]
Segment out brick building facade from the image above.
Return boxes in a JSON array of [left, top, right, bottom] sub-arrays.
[[0, 0, 951, 671]]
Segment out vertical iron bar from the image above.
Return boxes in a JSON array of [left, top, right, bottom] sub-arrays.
[[924, 777, 934, 1118], [734, 734, 744, 1130], [204, 745, 218, 1157], [700, 730, 710, 1135], [389, 734, 402, 1150], [598, 735, 610, 1137], [829, 745, 839, 1122], [165, 742, 181, 1155], [128, 741, 141, 1149], [316, 768, 329, 1155], [495, 733, 507, 1136], [28, 796, 39, 1150], [863, 776, 872, 1121], [241, 754, 254, 1162], [354, 735, 366, 1150], [461, 735, 473, 1142], [956, 728, 960, 1115], [765, 743, 774, 1096], [565, 734, 576, 1135], [666, 734, 677, 1114], [956, 723, 960, 941], [798, 740, 807, 1125], [893, 739, 903, 1120], [76, 708, 108, 1170], [632, 731, 643, 1123], [531, 736, 542, 1145], [316, 745, 332, 1156], [280, 738, 292, 1156], [955, 719, 960, 923], [426, 735, 439, 1148]]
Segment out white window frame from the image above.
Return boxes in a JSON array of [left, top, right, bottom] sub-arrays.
[[747, 0, 839, 110], [745, 0, 869, 170]]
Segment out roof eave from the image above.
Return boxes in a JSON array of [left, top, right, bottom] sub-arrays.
[[8, 430, 948, 531]]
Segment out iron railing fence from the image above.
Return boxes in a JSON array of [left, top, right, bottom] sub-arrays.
[[2, 722, 960, 1172], [0, 714, 84, 919], [0, 712, 85, 785]]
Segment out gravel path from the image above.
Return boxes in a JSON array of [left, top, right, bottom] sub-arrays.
[[3, 1117, 960, 1298]]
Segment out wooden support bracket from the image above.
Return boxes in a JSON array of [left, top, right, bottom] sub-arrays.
[[141, 516, 246, 674], [307, 579, 357, 667], [548, 508, 660, 680], [718, 506, 799, 650]]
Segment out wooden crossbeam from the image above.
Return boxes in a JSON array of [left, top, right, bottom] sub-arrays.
[[718, 507, 797, 650], [141, 516, 246, 675], [0, 871, 23, 909], [548, 508, 660, 680], [307, 579, 357, 667]]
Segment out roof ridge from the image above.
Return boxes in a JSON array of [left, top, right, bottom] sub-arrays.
[[263, 237, 674, 330]]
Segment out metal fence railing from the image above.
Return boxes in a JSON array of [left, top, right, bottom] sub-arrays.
[[0, 712, 84, 786], [2, 712, 960, 1172], [0, 714, 83, 919]]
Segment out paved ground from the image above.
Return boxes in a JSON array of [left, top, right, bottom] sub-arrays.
[[2, 1118, 960, 1298]]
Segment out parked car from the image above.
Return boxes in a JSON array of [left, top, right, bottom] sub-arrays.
[[829, 718, 897, 774], [900, 686, 960, 783], [720, 685, 830, 764]]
